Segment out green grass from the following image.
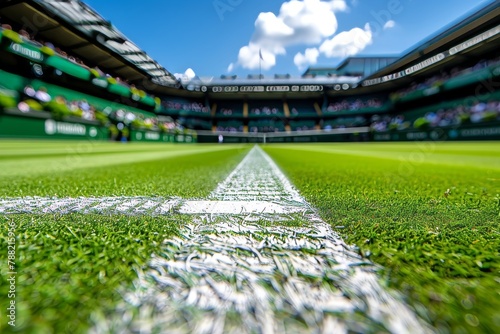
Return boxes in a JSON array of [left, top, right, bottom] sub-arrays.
[[263, 142, 500, 334], [1, 214, 186, 333], [1, 140, 499, 333], [0, 141, 249, 197], [0, 141, 249, 333]]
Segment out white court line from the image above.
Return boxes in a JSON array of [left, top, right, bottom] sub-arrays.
[[1, 146, 431, 333], [93, 146, 432, 334], [0, 197, 308, 216], [0, 197, 181, 215], [179, 200, 308, 215]]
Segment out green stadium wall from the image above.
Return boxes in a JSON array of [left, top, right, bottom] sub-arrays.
[[0, 113, 108, 140]]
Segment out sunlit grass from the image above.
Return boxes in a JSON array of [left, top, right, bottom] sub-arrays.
[[264, 142, 500, 334], [0, 141, 499, 333]]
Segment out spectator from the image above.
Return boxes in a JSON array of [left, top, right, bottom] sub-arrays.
[[34, 87, 51, 103]]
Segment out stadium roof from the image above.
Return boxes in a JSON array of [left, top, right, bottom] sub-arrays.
[[303, 56, 399, 78], [361, 1, 500, 89], [0, 0, 179, 89]]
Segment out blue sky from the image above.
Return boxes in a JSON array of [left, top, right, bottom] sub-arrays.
[[83, 0, 494, 79]]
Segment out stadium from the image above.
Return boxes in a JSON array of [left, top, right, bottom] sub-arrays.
[[0, 0, 499, 333]]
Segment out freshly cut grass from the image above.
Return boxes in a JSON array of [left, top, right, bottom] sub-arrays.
[[0, 141, 249, 197], [0, 140, 499, 333], [0, 214, 185, 334], [263, 142, 500, 334]]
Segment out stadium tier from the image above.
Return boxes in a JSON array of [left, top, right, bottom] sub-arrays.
[[0, 0, 499, 143]]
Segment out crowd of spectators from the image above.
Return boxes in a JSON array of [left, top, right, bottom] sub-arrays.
[[290, 122, 316, 131], [370, 100, 500, 132], [418, 100, 500, 127], [369, 115, 407, 132], [393, 56, 500, 99], [158, 117, 184, 133], [12, 83, 181, 134], [249, 121, 284, 133], [250, 105, 282, 115], [325, 97, 384, 113], [220, 108, 234, 116], [216, 122, 243, 132], [0, 17, 155, 99], [17, 84, 100, 121], [323, 116, 368, 131], [1, 18, 92, 70], [162, 99, 210, 113]]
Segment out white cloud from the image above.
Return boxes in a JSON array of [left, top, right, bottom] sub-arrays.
[[174, 68, 196, 82], [237, 44, 279, 71], [329, 0, 348, 12], [227, 63, 235, 73], [319, 23, 372, 58], [234, 0, 344, 71], [294, 48, 320, 70], [229, 0, 378, 72], [383, 20, 396, 30]]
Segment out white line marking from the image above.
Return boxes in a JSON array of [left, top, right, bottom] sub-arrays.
[[92, 146, 431, 333], [1, 146, 432, 333], [1, 197, 307, 215], [0, 197, 180, 215], [209, 146, 305, 203], [179, 200, 307, 214]]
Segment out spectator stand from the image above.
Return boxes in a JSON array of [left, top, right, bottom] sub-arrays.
[[216, 120, 244, 133], [287, 99, 322, 131], [0, 68, 174, 142], [323, 96, 390, 116], [160, 97, 210, 117], [370, 90, 500, 136], [248, 119, 286, 133], [391, 56, 500, 104], [0, 69, 110, 140], [214, 101, 245, 119], [323, 116, 368, 131], [290, 120, 317, 131], [247, 102, 285, 119], [246, 101, 286, 133], [0, 24, 160, 113], [158, 97, 212, 131], [287, 100, 322, 118]]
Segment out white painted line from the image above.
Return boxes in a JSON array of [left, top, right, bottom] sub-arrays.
[[91, 146, 431, 334], [210, 146, 306, 203], [0, 197, 180, 215], [179, 200, 308, 214], [1, 146, 432, 333]]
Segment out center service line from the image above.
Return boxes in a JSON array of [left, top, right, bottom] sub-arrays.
[[93, 146, 431, 334]]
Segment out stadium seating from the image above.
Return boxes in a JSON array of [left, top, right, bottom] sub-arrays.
[[214, 101, 244, 118], [248, 102, 284, 117], [0, 1, 499, 143], [324, 96, 389, 115], [290, 120, 317, 131], [391, 56, 500, 103], [287, 100, 320, 117], [161, 98, 210, 116], [0, 25, 159, 111], [248, 119, 286, 133], [216, 120, 244, 133]]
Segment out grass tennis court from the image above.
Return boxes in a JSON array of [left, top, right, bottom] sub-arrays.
[[1, 140, 499, 333]]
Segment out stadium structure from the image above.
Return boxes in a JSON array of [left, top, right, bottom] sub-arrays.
[[0, 0, 499, 144], [1, 1, 500, 333]]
